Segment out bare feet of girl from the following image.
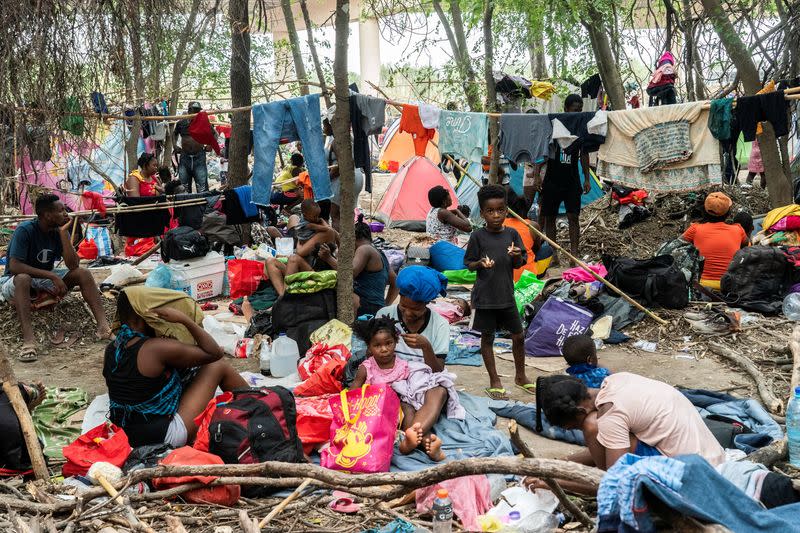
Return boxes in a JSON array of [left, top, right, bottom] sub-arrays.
[[399, 422, 423, 455], [424, 434, 446, 461]]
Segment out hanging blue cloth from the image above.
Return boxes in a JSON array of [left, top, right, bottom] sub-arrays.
[[252, 94, 332, 205]]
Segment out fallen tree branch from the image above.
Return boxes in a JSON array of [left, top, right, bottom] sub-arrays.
[[708, 342, 783, 414], [743, 438, 787, 468], [0, 458, 605, 516], [507, 421, 595, 529]]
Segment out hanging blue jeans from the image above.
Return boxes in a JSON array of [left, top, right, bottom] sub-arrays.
[[252, 94, 331, 205], [178, 151, 209, 193]]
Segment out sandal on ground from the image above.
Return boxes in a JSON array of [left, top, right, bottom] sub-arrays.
[[515, 383, 537, 395], [18, 346, 38, 363], [485, 387, 509, 401], [329, 491, 360, 514]]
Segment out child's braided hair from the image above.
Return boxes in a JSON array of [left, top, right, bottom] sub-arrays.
[[352, 316, 399, 344], [535, 375, 590, 431]]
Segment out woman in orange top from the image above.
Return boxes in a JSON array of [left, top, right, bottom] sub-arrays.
[[126, 153, 164, 197], [503, 193, 543, 281]]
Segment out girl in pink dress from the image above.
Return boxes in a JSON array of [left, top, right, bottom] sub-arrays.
[[350, 316, 466, 461]]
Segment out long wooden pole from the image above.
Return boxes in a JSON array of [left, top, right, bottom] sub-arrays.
[[0, 352, 48, 480]]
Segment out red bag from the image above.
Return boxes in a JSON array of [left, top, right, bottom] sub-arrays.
[[62, 423, 131, 477], [295, 395, 334, 454], [153, 446, 240, 506], [125, 237, 157, 257], [77, 238, 98, 260], [227, 259, 266, 299], [193, 391, 234, 453], [294, 358, 345, 397], [298, 343, 350, 380]]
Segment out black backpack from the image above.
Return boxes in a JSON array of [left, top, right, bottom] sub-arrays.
[[720, 246, 793, 314], [271, 289, 337, 355], [161, 226, 210, 262], [208, 387, 304, 465], [603, 254, 689, 309]]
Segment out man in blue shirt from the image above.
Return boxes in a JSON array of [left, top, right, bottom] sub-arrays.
[[0, 194, 110, 361]]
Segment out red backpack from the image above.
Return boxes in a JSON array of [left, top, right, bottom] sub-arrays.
[[207, 387, 305, 465]]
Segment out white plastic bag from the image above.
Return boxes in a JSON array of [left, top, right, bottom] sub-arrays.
[[202, 315, 246, 355], [102, 264, 144, 287]]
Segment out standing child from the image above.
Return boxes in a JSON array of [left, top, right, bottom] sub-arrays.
[[562, 334, 611, 388], [350, 317, 464, 462], [464, 185, 536, 400]]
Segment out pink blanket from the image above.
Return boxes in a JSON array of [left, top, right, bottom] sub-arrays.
[[562, 263, 607, 283]]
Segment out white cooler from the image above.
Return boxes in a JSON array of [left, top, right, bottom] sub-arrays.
[[168, 251, 226, 300]]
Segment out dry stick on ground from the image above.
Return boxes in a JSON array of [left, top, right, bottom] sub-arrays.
[[0, 352, 48, 480], [743, 438, 788, 468], [131, 241, 162, 266], [507, 421, 595, 528], [708, 342, 783, 414], [788, 324, 800, 397], [238, 510, 259, 533], [258, 478, 313, 528], [164, 516, 188, 533]]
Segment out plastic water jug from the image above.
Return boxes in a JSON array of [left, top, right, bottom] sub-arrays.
[[271, 333, 299, 378], [787, 386, 800, 466], [276, 237, 294, 257]]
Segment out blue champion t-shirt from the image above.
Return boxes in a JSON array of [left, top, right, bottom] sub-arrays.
[[5, 219, 63, 275]]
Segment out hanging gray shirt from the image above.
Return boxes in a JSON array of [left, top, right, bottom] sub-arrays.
[[499, 114, 553, 164]]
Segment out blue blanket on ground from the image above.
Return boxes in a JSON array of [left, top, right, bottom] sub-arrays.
[[391, 392, 514, 472], [598, 454, 800, 532]]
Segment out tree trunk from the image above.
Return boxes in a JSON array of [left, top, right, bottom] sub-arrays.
[[528, 25, 547, 79], [280, 0, 309, 96], [333, 0, 355, 324], [700, 0, 791, 206], [162, 0, 204, 167], [228, 0, 252, 188], [126, 0, 145, 171], [483, 0, 500, 183], [582, 7, 626, 110], [299, 0, 331, 107], [682, 0, 696, 101], [431, 0, 482, 111]]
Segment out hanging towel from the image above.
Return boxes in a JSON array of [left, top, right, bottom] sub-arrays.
[[438, 111, 489, 163], [252, 94, 331, 205], [708, 98, 734, 141], [418, 103, 441, 129], [634, 120, 693, 172]]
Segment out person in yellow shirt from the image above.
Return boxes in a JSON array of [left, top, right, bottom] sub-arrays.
[[271, 153, 304, 210]]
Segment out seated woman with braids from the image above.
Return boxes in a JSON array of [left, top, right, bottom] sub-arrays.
[[103, 290, 247, 448], [528, 373, 725, 494]]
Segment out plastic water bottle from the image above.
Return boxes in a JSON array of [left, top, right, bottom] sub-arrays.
[[431, 488, 453, 533], [270, 333, 299, 378], [783, 293, 800, 321], [787, 386, 800, 467]]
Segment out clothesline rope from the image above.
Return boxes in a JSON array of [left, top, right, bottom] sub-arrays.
[[14, 85, 800, 122]]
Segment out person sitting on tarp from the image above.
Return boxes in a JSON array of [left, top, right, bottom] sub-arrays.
[[103, 288, 247, 448], [0, 194, 112, 362], [426, 185, 472, 244], [681, 192, 748, 290]]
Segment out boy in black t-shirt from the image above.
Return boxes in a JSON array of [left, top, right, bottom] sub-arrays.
[[533, 94, 591, 266], [464, 185, 536, 400]]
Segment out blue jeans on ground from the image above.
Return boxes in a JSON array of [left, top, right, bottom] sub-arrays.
[[252, 94, 331, 205], [178, 152, 209, 193]]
